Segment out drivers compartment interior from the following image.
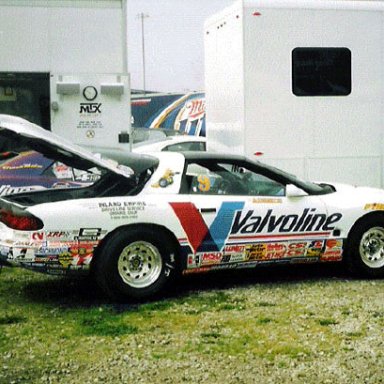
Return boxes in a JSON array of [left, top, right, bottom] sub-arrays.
[[180, 160, 285, 196]]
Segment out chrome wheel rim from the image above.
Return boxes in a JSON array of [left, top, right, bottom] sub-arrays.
[[359, 227, 384, 269], [117, 241, 162, 288]]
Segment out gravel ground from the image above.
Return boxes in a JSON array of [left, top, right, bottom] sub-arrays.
[[72, 283, 384, 384], [1, 265, 384, 384]]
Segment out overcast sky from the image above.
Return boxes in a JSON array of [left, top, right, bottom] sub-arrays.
[[127, 0, 233, 93]]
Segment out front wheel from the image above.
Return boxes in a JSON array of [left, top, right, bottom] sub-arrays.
[[94, 227, 177, 300], [346, 217, 384, 278]]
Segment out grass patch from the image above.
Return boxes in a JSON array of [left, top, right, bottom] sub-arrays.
[[136, 300, 175, 313], [257, 301, 277, 307], [201, 331, 221, 343], [370, 310, 384, 318], [70, 305, 142, 337], [256, 316, 274, 325], [79, 314, 139, 337], [318, 318, 338, 326], [265, 344, 310, 360], [345, 331, 364, 338], [0, 314, 26, 325]]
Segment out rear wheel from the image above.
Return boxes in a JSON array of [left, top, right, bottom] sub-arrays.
[[346, 217, 384, 278], [117, 240, 163, 289], [94, 227, 177, 300]]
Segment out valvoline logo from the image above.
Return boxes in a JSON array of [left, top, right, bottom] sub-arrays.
[[169, 202, 244, 254], [170, 202, 343, 254]]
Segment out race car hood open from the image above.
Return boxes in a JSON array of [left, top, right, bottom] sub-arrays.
[[0, 115, 134, 178]]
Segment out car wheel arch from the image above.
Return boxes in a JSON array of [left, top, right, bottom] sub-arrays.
[[90, 223, 181, 272], [346, 211, 384, 241], [344, 211, 384, 276]]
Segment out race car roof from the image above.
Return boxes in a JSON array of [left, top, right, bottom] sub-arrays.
[[0, 115, 134, 178]]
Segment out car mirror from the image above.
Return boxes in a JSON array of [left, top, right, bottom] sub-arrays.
[[286, 184, 308, 197]]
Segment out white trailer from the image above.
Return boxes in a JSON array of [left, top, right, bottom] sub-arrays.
[[205, 0, 384, 187], [0, 0, 130, 149]]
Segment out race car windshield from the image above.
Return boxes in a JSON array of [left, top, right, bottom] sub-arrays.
[[284, 171, 333, 194], [254, 161, 333, 195]]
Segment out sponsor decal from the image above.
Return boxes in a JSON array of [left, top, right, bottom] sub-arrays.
[[246, 240, 324, 261], [186, 240, 325, 269], [35, 255, 59, 264], [151, 169, 177, 188], [69, 242, 96, 266], [58, 252, 73, 268], [36, 247, 68, 256], [246, 244, 267, 260], [32, 231, 72, 241], [321, 239, 343, 261], [13, 240, 45, 248], [32, 232, 45, 241], [76, 228, 102, 241], [224, 245, 245, 253], [188, 246, 246, 268], [252, 198, 282, 204], [0, 185, 38, 196], [200, 252, 222, 265], [231, 208, 342, 234], [226, 253, 245, 263], [98, 201, 146, 220], [0, 164, 43, 170], [306, 240, 324, 257], [182, 267, 210, 275], [364, 203, 384, 211]]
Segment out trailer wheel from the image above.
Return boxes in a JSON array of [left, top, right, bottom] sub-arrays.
[[94, 227, 176, 300], [346, 217, 384, 278]]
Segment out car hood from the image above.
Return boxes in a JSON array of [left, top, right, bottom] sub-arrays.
[[331, 182, 384, 194], [327, 182, 384, 203], [0, 115, 134, 178]]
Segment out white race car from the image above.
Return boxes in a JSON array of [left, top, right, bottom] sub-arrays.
[[0, 115, 383, 300]]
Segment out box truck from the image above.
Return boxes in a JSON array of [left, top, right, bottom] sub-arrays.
[[0, 0, 130, 149], [205, 0, 384, 187]]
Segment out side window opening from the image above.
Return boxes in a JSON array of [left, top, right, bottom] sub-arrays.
[[183, 161, 285, 196]]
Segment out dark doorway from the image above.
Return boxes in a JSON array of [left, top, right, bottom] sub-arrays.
[[0, 72, 50, 129]]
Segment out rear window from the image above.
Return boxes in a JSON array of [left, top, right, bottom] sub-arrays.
[[163, 141, 206, 152], [0, 150, 103, 196]]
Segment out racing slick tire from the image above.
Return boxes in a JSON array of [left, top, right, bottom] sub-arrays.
[[346, 216, 384, 278], [93, 226, 177, 300]]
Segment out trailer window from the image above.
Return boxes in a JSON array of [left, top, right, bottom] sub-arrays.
[[292, 48, 351, 96]]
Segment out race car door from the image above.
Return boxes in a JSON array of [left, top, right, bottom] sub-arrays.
[[177, 158, 342, 271]]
